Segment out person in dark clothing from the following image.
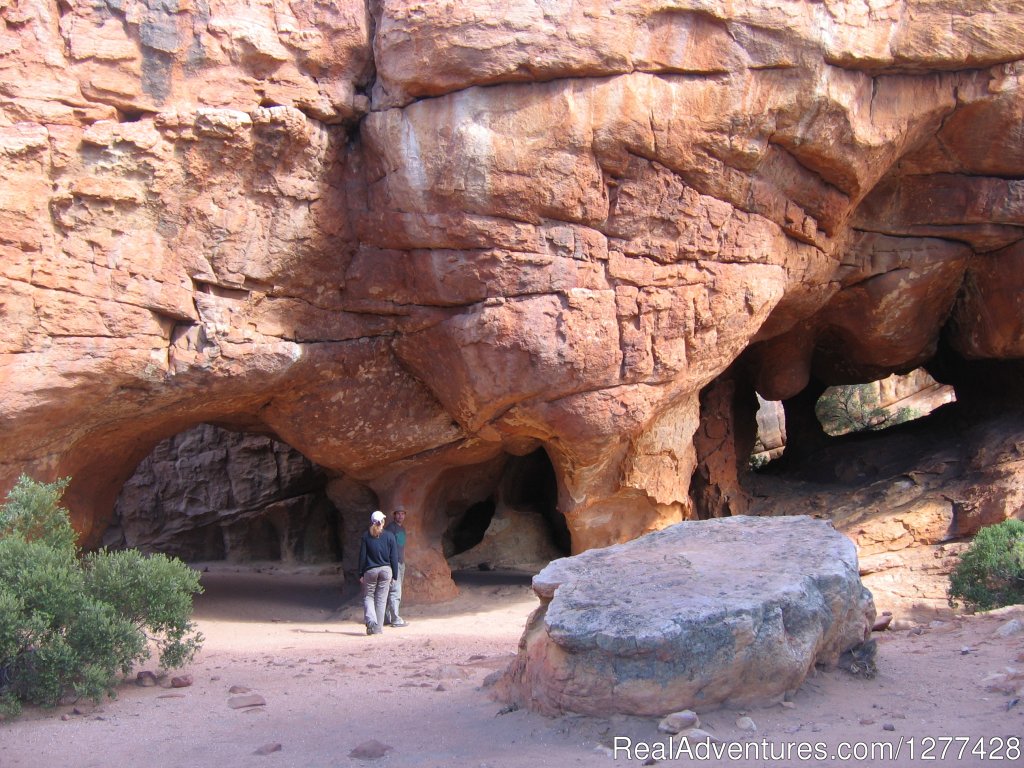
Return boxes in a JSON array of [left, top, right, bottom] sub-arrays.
[[384, 507, 409, 627], [359, 510, 398, 635]]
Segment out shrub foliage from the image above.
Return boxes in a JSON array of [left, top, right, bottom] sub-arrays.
[[0, 476, 203, 715], [816, 383, 919, 437], [948, 518, 1024, 611]]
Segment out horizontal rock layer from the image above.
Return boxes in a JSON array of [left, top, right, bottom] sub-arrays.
[[1, 1, 1023, 599]]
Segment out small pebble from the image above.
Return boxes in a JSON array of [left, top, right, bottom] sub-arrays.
[[995, 619, 1024, 638], [228, 693, 266, 709], [680, 727, 721, 744], [349, 740, 393, 760], [736, 716, 757, 732], [658, 710, 699, 734]]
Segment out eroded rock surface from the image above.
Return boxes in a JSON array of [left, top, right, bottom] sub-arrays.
[[499, 515, 875, 716], [448, 506, 564, 572], [109, 424, 341, 563], [2, 1, 1023, 599]]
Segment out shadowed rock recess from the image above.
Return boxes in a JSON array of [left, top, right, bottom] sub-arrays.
[[2, 2, 1024, 606], [498, 516, 875, 716]]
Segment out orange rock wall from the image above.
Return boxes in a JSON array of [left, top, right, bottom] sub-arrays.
[[2, 1, 1023, 598]]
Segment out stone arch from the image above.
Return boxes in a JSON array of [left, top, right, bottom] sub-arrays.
[[398, 445, 569, 582], [499, 448, 570, 555]]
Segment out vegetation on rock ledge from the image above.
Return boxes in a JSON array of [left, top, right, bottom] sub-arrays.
[[948, 519, 1024, 611], [816, 382, 920, 437]]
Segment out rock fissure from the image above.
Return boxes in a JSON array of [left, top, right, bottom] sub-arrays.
[[851, 224, 1024, 249]]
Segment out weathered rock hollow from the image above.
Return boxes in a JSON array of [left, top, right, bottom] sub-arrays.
[[2, 1, 1024, 601]]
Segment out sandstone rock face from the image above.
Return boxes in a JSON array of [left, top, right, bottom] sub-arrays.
[[752, 396, 787, 462], [109, 424, 341, 563], [447, 506, 564, 572], [499, 515, 875, 716], [2, 1, 1024, 600]]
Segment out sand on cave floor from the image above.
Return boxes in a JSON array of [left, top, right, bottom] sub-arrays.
[[1, 565, 1022, 768]]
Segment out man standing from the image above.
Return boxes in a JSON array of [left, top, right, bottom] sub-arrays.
[[384, 507, 409, 627]]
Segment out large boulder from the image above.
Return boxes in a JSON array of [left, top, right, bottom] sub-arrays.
[[499, 515, 875, 716]]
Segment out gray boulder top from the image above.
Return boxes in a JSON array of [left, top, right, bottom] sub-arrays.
[[502, 514, 875, 715], [536, 515, 862, 653]]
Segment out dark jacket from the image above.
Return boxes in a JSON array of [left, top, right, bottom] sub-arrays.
[[385, 521, 406, 564], [359, 528, 399, 579]]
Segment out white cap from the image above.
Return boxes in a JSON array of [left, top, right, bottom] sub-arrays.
[[370, 510, 386, 524]]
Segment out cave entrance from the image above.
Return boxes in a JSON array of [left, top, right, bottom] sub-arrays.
[[444, 448, 569, 572], [105, 423, 347, 567]]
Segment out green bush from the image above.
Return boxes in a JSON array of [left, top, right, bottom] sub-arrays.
[[0, 475, 203, 716], [816, 383, 919, 436], [948, 519, 1024, 611]]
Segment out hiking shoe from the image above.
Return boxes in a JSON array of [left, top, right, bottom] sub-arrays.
[[371, 623, 383, 635], [390, 618, 408, 628]]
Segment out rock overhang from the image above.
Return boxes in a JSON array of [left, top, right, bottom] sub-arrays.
[[1, 0, 1023, 600]]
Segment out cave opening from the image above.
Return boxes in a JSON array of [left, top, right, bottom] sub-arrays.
[[444, 448, 570, 571], [446, 498, 497, 557], [813, 370, 956, 438], [105, 423, 349, 568], [750, 369, 956, 472]]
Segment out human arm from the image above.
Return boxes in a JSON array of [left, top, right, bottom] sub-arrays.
[[389, 533, 399, 581], [358, 535, 367, 580]]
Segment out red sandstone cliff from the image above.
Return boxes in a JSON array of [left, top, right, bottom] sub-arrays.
[[2, 1, 1023, 602]]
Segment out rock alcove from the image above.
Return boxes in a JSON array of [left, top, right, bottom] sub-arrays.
[[104, 425, 573, 587], [445, 448, 570, 572], [106, 423, 345, 566], [2, 1, 1024, 614]]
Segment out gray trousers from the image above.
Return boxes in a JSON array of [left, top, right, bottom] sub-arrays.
[[361, 565, 392, 629], [385, 561, 406, 623]]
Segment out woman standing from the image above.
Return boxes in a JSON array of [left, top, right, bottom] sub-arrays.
[[359, 510, 399, 635]]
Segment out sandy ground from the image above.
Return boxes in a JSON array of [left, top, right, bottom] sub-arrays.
[[1, 566, 1022, 768]]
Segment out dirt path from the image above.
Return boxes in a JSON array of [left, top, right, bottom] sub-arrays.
[[2, 567, 1022, 767]]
